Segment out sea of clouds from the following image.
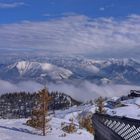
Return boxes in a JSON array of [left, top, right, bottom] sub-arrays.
[[0, 79, 140, 101]]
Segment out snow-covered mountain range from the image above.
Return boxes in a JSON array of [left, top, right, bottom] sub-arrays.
[[0, 60, 73, 83], [0, 57, 140, 85]]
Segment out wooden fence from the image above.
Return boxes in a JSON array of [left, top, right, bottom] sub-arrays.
[[92, 113, 140, 140]]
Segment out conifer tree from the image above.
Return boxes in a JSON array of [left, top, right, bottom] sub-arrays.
[[95, 96, 106, 114], [26, 87, 52, 136]]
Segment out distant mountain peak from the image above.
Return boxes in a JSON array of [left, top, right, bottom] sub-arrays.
[[0, 57, 140, 85]]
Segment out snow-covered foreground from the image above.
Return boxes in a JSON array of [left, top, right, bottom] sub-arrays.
[[0, 119, 93, 140], [108, 97, 140, 120], [0, 105, 95, 140], [1, 97, 140, 140]]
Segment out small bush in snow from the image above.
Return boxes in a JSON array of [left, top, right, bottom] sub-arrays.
[[59, 133, 67, 137], [95, 96, 106, 114], [61, 119, 77, 133], [78, 112, 94, 134]]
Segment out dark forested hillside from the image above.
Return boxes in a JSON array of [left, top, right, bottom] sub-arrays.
[[0, 91, 81, 119]]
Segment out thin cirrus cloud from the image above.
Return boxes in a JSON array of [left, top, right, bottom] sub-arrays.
[[0, 14, 140, 58], [99, 7, 105, 11], [43, 12, 78, 17], [0, 2, 25, 9]]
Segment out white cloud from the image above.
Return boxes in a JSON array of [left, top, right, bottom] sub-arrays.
[[43, 12, 77, 17], [0, 15, 140, 58], [99, 4, 114, 11], [0, 80, 140, 101], [0, 2, 25, 9], [48, 81, 140, 101], [43, 13, 52, 17], [0, 80, 43, 94], [99, 7, 105, 11]]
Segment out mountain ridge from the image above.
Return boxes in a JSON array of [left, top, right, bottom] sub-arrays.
[[0, 57, 140, 85]]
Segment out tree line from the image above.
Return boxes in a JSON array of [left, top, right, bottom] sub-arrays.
[[0, 90, 81, 119]]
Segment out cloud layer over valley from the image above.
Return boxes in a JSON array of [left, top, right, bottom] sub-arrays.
[[0, 80, 140, 101], [0, 80, 43, 94]]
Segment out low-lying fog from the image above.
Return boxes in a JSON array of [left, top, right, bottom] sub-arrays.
[[0, 80, 140, 101]]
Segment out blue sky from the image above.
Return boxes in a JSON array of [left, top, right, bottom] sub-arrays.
[[0, 0, 140, 24], [0, 0, 140, 58]]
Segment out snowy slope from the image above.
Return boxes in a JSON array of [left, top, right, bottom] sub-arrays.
[[0, 119, 93, 140], [107, 97, 140, 120], [0, 105, 94, 140], [1, 96, 140, 140]]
